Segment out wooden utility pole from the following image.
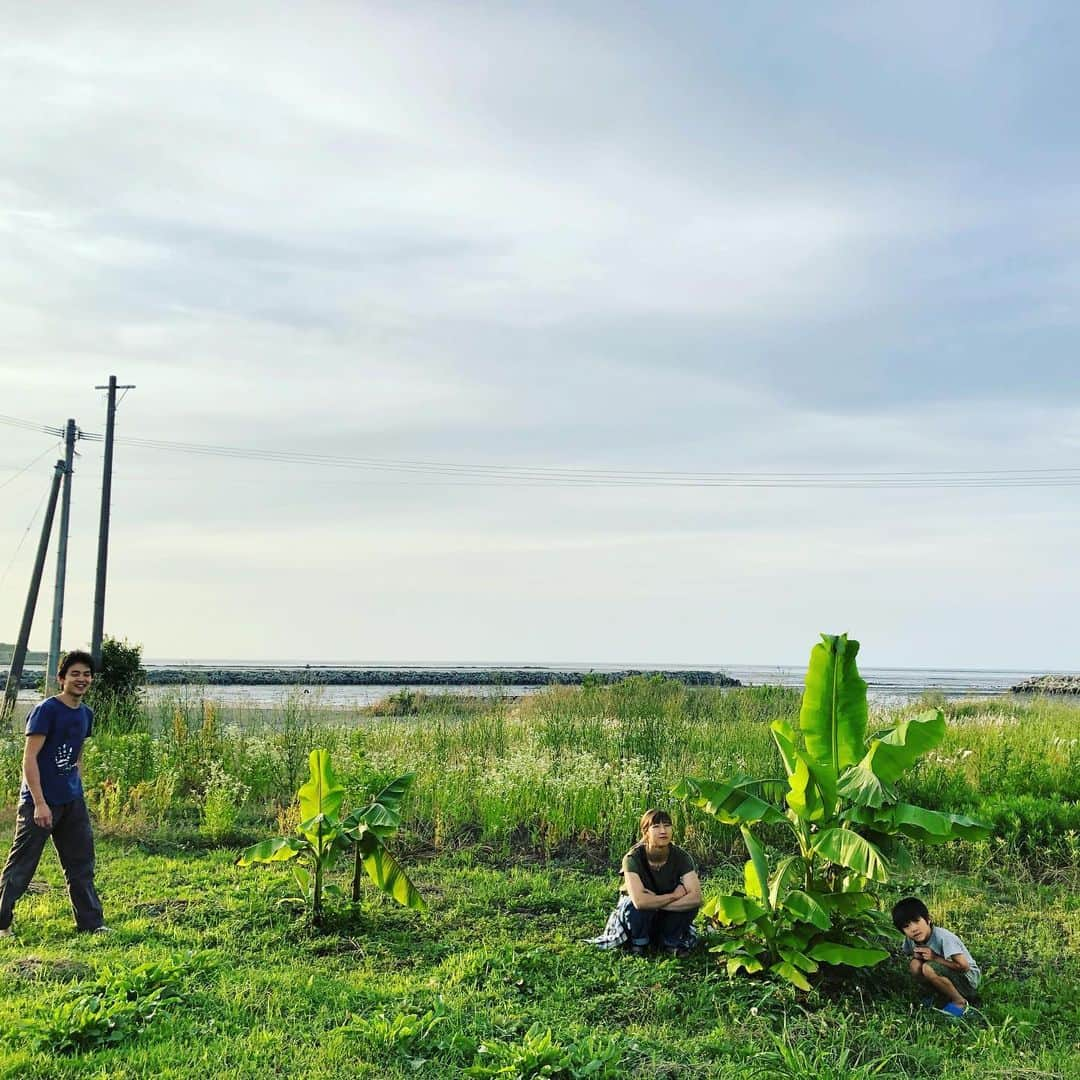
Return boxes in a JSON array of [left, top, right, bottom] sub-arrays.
[[2, 460, 66, 720], [46, 418, 78, 694], [90, 376, 135, 669]]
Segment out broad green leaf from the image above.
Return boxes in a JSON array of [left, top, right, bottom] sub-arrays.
[[673, 776, 786, 826], [844, 803, 991, 844], [702, 894, 767, 926], [298, 749, 345, 825], [236, 836, 305, 866], [771, 961, 812, 991], [799, 634, 868, 776], [708, 938, 748, 955], [777, 927, 814, 948], [368, 773, 414, 815], [782, 890, 832, 931], [298, 813, 342, 855], [323, 884, 346, 899], [866, 710, 945, 784], [727, 956, 765, 976], [292, 865, 311, 894], [356, 833, 427, 911], [786, 751, 838, 821], [770, 719, 799, 777], [813, 828, 889, 883], [709, 938, 766, 956], [835, 761, 894, 808], [807, 941, 889, 967], [813, 891, 874, 915], [768, 856, 806, 909], [779, 947, 819, 974], [741, 826, 770, 906]]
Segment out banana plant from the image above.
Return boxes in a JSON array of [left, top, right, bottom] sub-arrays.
[[675, 633, 990, 988], [237, 749, 425, 925]]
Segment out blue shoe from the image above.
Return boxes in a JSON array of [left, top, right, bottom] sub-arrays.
[[938, 1002, 967, 1019]]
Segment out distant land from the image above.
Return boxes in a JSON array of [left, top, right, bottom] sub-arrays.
[[2, 665, 742, 690], [0, 642, 47, 665]]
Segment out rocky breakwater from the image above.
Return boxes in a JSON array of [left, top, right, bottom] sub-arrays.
[[142, 667, 742, 688], [1010, 674, 1080, 695]]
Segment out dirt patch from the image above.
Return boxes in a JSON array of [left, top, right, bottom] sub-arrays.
[[25, 880, 50, 895], [10, 956, 92, 983]]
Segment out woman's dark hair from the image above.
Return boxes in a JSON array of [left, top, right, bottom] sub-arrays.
[[58, 650, 95, 678], [639, 808, 673, 836], [891, 896, 930, 931]]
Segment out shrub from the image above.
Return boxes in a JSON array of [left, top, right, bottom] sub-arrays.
[[85, 637, 146, 734]]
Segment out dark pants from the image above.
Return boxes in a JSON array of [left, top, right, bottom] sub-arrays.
[[0, 797, 104, 932], [626, 902, 699, 948]]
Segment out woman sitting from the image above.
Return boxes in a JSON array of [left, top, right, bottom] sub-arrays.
[[590, 808, 702, 957]]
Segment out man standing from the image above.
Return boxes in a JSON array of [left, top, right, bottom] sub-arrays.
[[0, 650, 106, 937]]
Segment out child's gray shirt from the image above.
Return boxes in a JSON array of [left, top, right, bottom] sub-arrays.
[[903, 926, 980, 984]]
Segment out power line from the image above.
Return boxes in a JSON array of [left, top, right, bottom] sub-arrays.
[[4, 412, 1080, 489], [0, 441, 61, 493], [0, 473, 55, 597], [0, 414, 64, 438]]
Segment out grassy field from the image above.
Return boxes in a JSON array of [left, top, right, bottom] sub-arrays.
[[1, 682, 1078, 1077]]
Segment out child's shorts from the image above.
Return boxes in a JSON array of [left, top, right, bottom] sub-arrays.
[[926, 961, 980, 997]]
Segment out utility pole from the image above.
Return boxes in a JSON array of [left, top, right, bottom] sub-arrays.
[[46, 418, 78, 694], [91, 376, 135, 669], [2, 460, 66, 721]]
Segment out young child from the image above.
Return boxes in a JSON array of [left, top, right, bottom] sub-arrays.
[[892, 897, 980, 1017]]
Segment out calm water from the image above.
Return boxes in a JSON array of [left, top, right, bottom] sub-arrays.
[[17, 662, 1063, 709]]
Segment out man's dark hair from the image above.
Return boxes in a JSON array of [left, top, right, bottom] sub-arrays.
[[891, 896, 930, 931], [58, 650, 95, 679]]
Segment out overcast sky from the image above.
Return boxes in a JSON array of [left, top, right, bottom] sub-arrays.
[[1, 2, 1078, 669]]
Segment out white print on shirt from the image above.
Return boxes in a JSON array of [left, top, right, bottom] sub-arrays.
[[53, 743, 77, 774]]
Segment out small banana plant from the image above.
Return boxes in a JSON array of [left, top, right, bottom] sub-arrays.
[[238, 749, 425, 926]]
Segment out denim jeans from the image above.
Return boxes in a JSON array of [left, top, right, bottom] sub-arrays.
[[626, 901, 699, 948], [0, 797, 104, 931]]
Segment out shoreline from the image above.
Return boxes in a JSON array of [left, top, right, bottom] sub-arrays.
[[3, 666, 743, 690]]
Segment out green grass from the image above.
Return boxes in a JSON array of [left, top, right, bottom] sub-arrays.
[[1, 682, 1078, 1076], [0, 839, 1076, 1078]]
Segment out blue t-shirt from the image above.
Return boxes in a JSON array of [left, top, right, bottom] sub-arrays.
[[20, 696, 93, 806]]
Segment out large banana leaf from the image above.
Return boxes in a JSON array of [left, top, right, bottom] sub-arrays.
[[770, 719, 799, 777], [768, 856, 806, 909], [799, 634, 868, 776], [298, 749, 345, 831], [701, 894, 767, 926], [366, 773, 415, 820], [845, 803, 991, 844], [741, 826, 771, 906], [771, 961, 811, 991], [868, 710, 946, 782], [835, 760, 894, 808], [727, 956, 765, 976], [236, 835, 306, 866], [342, 773, 416, 840], [839, 711, 946, 807], [812, 828, 889, 882], [778, 947, 819, 974], [786, 750, 838, 821], [673, 777, 787, 826], [355, 831, 427, 911], [812, 891, 874, 915], [807, 941, 889, 967], [782, 890, 831, 931]]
